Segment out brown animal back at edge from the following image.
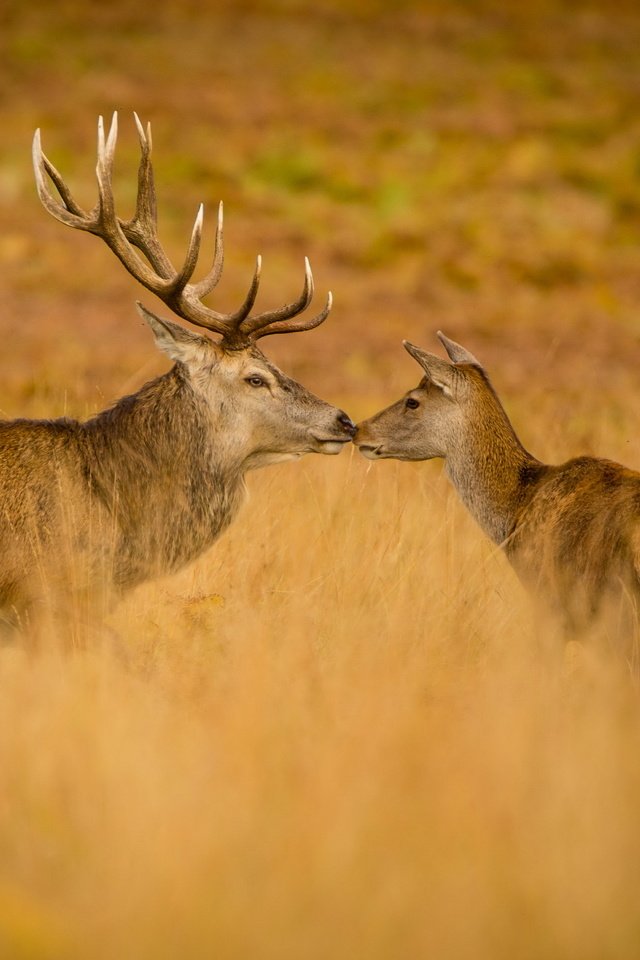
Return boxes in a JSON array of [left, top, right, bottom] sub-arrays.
[[0, 416, 85, 503], [0, 417, 96, 614], [508, 455, 640, 630], [0, 417, 82, 492]]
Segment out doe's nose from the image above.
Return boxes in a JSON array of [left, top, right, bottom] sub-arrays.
[[336, 410, 357, 437]]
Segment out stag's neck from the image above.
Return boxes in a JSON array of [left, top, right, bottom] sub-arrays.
[[82, 367, 245, 585], [445, 381, 542, 546]]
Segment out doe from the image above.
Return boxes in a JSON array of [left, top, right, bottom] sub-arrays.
[[355, 333, 640, 641]]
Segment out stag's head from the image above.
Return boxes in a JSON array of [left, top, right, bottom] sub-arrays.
[[355, 334, 485, 461], [33, 113, 355, 470]]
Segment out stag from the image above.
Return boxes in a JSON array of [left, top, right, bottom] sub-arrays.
[[0, 114, 355, 637], [355, 333, 640, 643]]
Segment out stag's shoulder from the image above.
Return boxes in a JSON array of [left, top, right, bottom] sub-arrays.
[[0, 418, 84, 496], [0, 416, 81, 450]]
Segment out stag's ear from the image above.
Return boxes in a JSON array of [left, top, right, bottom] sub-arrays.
[[136, 302, 209, 364], [403, 340, 456, 396], [436, 331, 481, 367]]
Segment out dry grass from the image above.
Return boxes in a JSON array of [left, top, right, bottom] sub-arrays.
[[2, 0, 640, 956], [2, 454, 640, 959]]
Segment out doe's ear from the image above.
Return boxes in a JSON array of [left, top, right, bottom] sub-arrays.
[[403, 340, 456, 396], [436, 331, 481, 367], [136, 301, 209, 364]]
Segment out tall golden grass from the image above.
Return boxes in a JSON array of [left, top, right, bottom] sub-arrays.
[[1, 433, 640, 959], [2, 1, 640, 955]]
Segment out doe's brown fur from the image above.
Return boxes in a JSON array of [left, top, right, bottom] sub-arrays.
[[356, 333, 640, 642]]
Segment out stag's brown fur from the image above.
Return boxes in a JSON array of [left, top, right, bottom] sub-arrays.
[[0, 330, 353, 633], [0, 115, 355, 636], [356, 334, 640, 640]]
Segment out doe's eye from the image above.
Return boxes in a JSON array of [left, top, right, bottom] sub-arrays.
[[405, 397, 420, 410], [246, 376, 266, 388]]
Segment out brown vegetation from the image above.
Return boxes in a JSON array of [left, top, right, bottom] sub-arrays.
[[1, 2, 640, 957]]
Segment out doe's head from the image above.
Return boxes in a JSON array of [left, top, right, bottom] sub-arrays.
[[355, 332, 486, 462]]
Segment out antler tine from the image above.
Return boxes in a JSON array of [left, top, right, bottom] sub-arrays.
[[33, 114, 334, 345], [95, 113, 119, 223], [132, 111, 157, 228], [70, 113, 184, 297], [121, 112, 175, 279], [94, 114, 200, 300], [32, 129, 94, 229], [115, 114, 221, 309], [171, 203, 206, 291], [191, 201, 225, 298], [241, 256, 315, 337], [253, 290, 333, 340], [224, 255, 263, 330]]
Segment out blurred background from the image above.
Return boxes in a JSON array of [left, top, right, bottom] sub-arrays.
[[1, 0, 640, 444], [2, 3, 640, 959]]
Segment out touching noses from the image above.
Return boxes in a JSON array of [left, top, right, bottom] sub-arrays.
[[337, 411, 357, 438]]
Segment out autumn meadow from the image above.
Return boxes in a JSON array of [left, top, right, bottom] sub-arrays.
[[1, 1, 640, 957]]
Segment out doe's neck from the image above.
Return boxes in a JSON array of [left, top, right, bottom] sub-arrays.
[[444, 382, 540, 545]]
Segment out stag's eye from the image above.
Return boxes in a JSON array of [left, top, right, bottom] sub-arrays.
[[405, 397, 420, 410], [246, 375, 266, 388]]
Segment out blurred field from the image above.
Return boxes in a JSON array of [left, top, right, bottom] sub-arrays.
[[2, 1, 640, 957]]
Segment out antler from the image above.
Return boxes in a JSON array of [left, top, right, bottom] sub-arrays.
[[32, 112, 332, 349]]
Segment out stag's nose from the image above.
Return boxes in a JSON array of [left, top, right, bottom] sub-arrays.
[[337, 411, 357, 437]]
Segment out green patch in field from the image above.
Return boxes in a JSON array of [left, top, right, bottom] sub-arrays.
[[247, 144, 326, 194]]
